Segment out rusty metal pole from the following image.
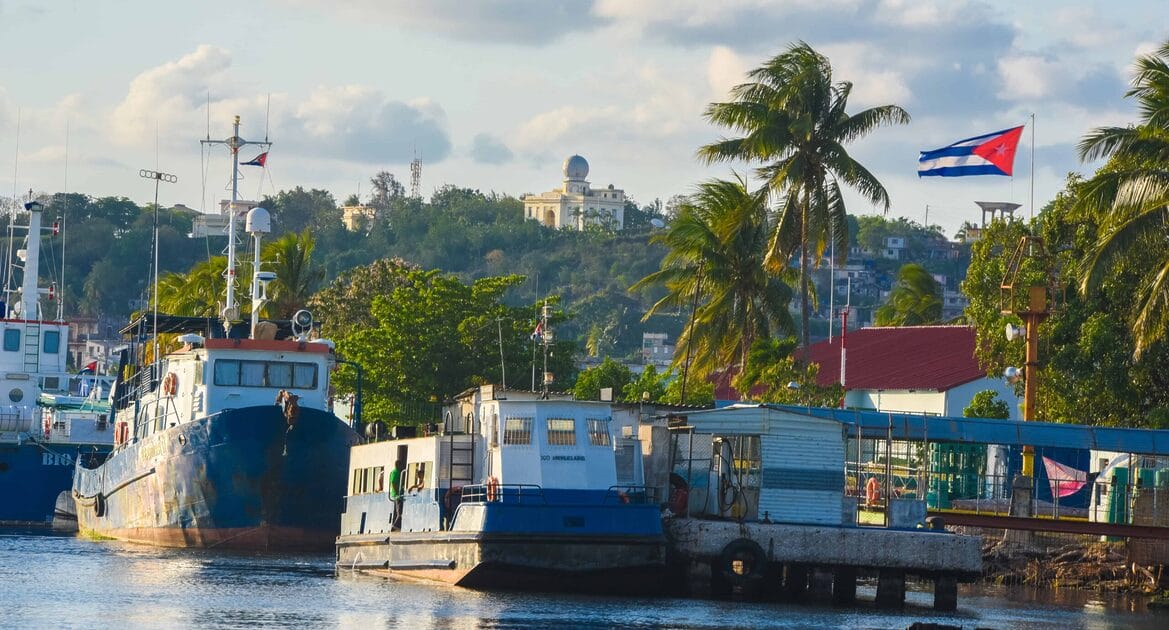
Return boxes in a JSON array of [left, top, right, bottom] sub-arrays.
[[1021, 285, 1047, 478]]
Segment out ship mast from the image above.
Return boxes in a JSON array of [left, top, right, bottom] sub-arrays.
[[201, 116, 270, 336]]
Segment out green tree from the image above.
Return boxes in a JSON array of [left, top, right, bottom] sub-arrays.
[[262, 187, 341, 234], [660, 373, 715, 406], [1076, 40, 1169, 358], [874, 263, 942, 326], [572, 358, 633, 401], [699, 41, 910, 347], [963, 390, 1010, 419], [308, 258, 420, 339], [734, 337, 842, 406], [622, 365, 668, 402], [631, 176, 793, 378], [264, 230, 325, 318]]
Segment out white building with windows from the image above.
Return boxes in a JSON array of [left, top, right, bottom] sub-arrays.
[[523, 155, 625, 231]]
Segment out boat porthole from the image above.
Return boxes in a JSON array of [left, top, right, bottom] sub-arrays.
[[178, 434, 187, 445], [8, 388, 22, 402]]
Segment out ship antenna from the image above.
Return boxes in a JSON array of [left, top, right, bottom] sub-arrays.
[[201, 115, 271, 337], [4, 108, 21, 314]]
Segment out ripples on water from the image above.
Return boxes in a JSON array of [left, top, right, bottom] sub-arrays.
[[1, 529, 1165, 629]]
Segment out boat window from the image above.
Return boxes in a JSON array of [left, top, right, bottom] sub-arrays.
[[214, 360, 240, 386], [587, 418, 612, 447], [503, 417, 533, 445], [240, 361, 265, 386], [293, 363, 316, 388], [212, 359, 319, 389], [268, 362, 293, 388], [43, 330, 60, 354], [2, 329, 19, 352], [546, 418, 576, 446], [406, 462, 429, 493]]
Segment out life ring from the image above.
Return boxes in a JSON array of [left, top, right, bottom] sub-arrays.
[[162, 372, 178, 396], [718, 538, 767, 586], [486, 476, 500, 502]]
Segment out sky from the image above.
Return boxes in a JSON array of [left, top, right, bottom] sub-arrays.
[[0, 0, 1166, 238]]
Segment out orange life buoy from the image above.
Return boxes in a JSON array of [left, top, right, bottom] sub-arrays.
[[162, 372, 178, 396], [865, 475, 882, 507], [486, 476, 500, 502]]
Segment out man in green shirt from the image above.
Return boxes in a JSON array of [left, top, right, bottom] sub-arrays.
[[389, 459, 404, 530]]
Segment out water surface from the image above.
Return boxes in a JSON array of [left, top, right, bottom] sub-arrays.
[[1, 529, 1162, 629]]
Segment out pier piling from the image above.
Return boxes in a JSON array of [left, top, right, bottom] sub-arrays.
[[832, 567, 857, 605], [933, 574, 958, 611], [875, 569, 906, 609]]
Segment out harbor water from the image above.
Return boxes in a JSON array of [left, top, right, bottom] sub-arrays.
[[1, 529, 1164, 629]]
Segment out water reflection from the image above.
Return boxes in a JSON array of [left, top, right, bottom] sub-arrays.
[[1, 529, 1166, 629]]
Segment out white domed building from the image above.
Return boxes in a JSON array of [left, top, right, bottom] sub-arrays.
[[522, 155, 625, 231]]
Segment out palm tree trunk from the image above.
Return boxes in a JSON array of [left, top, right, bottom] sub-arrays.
[[800, 188, 810, 349]]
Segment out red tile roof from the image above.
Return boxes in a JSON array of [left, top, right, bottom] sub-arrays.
[[799, 326, 985, 391]]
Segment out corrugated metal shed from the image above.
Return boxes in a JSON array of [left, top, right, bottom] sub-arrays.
[[681, 406, 846, 526], [784, 406, 1169, 455]]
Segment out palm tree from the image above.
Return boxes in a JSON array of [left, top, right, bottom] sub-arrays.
[[631, 175, 793, 376], [874, 263, 942, 326], [156, 256, 228, 317], [698, 41, 910, 348], [263, 229, 324, 318], [1076, 40, 1169, 357]]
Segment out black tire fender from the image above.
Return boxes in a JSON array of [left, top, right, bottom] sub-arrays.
[[718, 537, 767, 585], [94, 493, 106, 518]]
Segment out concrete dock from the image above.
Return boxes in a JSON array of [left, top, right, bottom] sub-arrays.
[[665, 519, 982, 610]]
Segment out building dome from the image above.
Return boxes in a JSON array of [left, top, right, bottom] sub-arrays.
[[563, 154, 589, 180]]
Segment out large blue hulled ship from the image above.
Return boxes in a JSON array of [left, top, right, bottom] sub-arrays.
[[0, 200, 114, 527], [72, 116, 359, 550]]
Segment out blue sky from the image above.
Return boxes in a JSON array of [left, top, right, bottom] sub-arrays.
[[1, 0, 1166, 236]]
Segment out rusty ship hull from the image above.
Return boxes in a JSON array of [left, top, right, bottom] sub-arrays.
[[73, 405, 358, 551]]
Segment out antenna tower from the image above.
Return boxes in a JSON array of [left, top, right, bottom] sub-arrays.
[[410, 152, 422, 199]]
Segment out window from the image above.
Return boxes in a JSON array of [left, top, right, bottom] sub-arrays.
[[503, 417, 533, 445], [268, 362, 293, 388], [212, 359, 319, 389], [214, 360, 240, 386], [240, 361, 265, 386], [546, 418, 576, 446], [43, 330, 60, 354], [3, 329, 18, 351], [587, 418, 611, 447]]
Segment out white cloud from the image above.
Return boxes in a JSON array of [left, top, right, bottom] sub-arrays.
[[997, 55, 1059, 100], [285, 86, 452, 164], [707, 46, 747, 101], [110, 45, 232, 147]]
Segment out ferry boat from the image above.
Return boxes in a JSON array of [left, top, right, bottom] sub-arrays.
[[336, 386, 668, 593], [72, 116, 359, 550], [0, 199, 115, 526]]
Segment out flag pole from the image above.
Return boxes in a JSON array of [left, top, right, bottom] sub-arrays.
[[1029, 113, 1035, 222]]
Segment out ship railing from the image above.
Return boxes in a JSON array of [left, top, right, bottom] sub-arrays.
[[602, 485, 660, 506], [460, 483, 548, 505]]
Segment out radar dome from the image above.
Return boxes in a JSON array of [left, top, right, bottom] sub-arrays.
[[563, 155, 589, 180]]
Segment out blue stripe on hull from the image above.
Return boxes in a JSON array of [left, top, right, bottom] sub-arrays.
[[0, 443, 109, 524], [74, 406, 358, 549]]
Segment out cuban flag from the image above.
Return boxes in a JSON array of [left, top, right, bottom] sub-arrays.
[[242, 152, 268, 167], [917, 126, 1024, 177], [530, 321, 543, 341]]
